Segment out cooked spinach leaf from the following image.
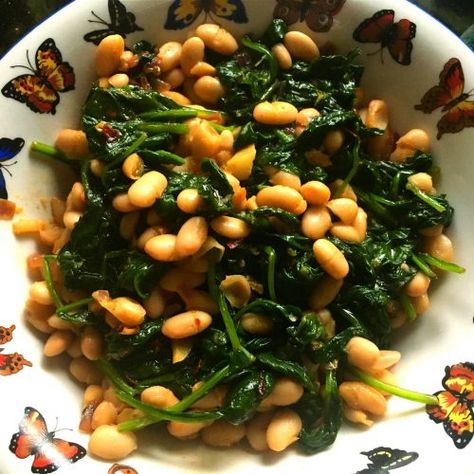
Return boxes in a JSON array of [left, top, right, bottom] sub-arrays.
[[298, 369, 342, 453], [223, 370, 275, 423]]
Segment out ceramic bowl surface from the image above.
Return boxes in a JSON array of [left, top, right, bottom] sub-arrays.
[[0, 1, 473, 473]]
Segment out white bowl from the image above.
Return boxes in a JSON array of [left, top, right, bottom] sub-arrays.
[[1, 1, 473, 473]]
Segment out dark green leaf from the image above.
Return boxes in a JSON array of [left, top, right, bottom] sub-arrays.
[[223, 370, 275, 424], [298, 369, 342, 453], [260, 18, 288, 46], [287, 312, 325, 348], [308, 325, 365, 363], [257, 352, 315, 391], [106, 320, 163, 360], [236, 299, 302, 324]]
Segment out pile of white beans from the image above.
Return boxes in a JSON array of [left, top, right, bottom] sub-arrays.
[[14, 23, 456, 461]]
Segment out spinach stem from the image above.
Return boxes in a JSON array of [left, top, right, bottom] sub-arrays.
[[369, 194, 401, 207], [399, 292, 417, 321], [134, 372, 180, 392], [101, 361, 229, 431], [390, 171, 402, 196], [185, 105, 228, 119], [138, 123, 189, 134], [355, 189, 397, 226], [57, 297, 94, 314], [140, 149, 185, 165], [209, 122, 236, 133], [208, 262, 244, 352], [241, 36, 278, 81], [335, 140, 360, 198], [260, 80, 280, 102], [122, 131, 148, 158], [80, 159, 100, 205], [116, 391, 223, 428], [350, 367, 439, 405], [410, 253, 437, 278], [167, 365, 232, 413], [43, 254, 93, 323], [117, 416, 156, 431], [139, 109, 198, 120], [96, 359, 137, 396], [30, 141, 71, 164], [105, 132, 148, 171], [275, 128, 294, 144], [264, 246, 277, 301], [420, 253, 465, 274], [208, 262, 255, 366], [42, 255, 63, 308], [405, 182, 446, 212]]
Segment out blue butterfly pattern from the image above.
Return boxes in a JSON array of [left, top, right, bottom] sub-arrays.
[[0, 138, 24, 200]]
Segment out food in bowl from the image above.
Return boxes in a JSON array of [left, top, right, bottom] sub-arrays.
[[17, 18, 463, 461]]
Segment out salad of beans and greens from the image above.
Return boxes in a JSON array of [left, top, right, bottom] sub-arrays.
[[21, 19, 465, 460]]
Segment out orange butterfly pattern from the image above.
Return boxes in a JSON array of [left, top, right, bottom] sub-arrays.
[[415, 58, 474, 139], [273, 0, 346, 33], [9, 407, 86, 473], [0, 324, 16, 344], [352, 10, 416, 66], [108, 463, 139, 474], [0, 324, 32, 376], [1, 38, 75, 115], [426, 362, 474, 449], [165, 0, 248, 30], [0, 351, 32, 376]]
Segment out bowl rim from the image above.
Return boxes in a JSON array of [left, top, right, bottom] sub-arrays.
[[1, 0, 473, 64], [1, 2, 474, 473]]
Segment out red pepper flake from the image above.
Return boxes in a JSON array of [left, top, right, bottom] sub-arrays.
[[102, 123, 121, 142], [0, 198, 16, 219], [226, 239, 243, 249]]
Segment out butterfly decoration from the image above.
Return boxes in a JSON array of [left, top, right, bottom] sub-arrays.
[[0, 324, 16, 344], [165, 0, 248, 30], [0, 351, 33, 376], [273, 0, 346, 33], [415, 58, 474, 140], [354, 447, 419, 473], [84, 0, 143, 45], [108, 463, 139, 474], [0, 137, 24, 200], [0, 323, 32, 376], [426, 362, 474, 449], [1, 38, 75, 115], [9, 407, 86, 473], [352, 9, 416, 66]]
